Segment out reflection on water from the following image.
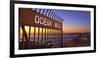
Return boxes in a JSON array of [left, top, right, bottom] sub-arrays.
[[19, 32, 90, 49], [63, 33, 90, 47]]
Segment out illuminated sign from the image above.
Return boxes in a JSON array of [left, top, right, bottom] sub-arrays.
[[34, 15, 62, 29], [19, 8, 62, 29], [34, 15, 52, 27]]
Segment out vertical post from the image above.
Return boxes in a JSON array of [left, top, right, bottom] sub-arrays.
[[22, 29, 24, 48], [21, 25, 29, 49], [38, 27, 40, 44], [45, 28, 46, 44], [34, 27, 36, 47], [55, 29, 57, 47], [41, 27, 43, 45], [47, 28, 48, 45], [46, 28, 47, 44], [19, 26, 21, 49], [19, 26, 20, 48], [51, 29, 54, 46], [50, 29, 52, 41], [29, 26, 31, 48]]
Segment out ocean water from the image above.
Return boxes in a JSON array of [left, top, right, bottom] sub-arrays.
[[19, 33, 90, 43], [19, 33, 90, 49]]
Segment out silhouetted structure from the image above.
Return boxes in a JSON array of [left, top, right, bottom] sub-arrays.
[[19, 8, 63, 49]]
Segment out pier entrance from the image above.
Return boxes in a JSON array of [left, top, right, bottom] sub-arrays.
[[19, 8, 63, 49]]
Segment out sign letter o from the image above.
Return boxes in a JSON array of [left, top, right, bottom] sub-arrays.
[[35, 15, 39, 24]]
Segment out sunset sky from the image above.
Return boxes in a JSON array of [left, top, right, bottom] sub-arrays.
[[53, 10, 90, 33]]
